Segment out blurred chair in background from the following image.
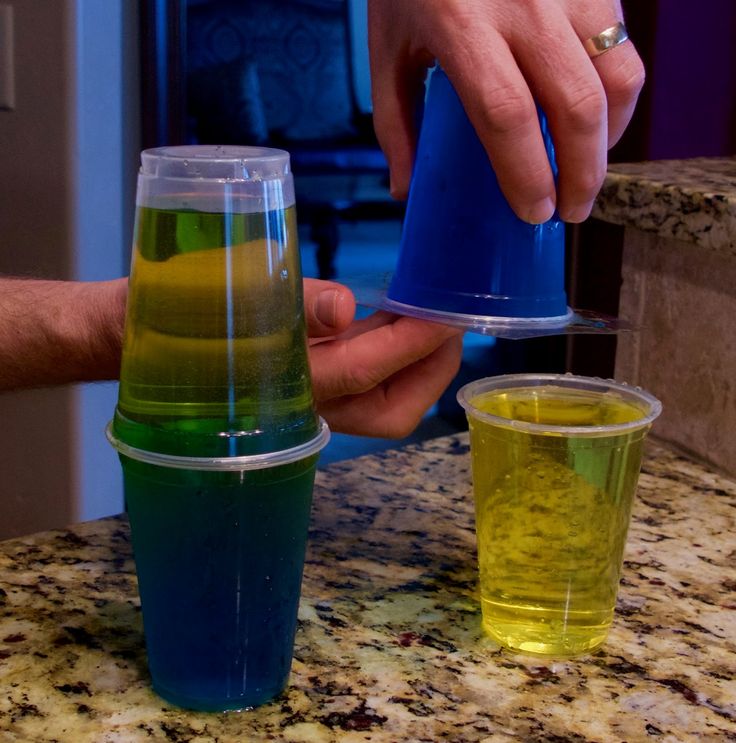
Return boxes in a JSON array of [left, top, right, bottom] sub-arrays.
[[184, 0, 403, 278]]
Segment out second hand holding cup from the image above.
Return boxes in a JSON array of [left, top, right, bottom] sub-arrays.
[[108, 145, 329, 711]]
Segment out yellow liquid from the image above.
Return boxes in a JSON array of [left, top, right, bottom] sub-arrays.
[[468, 386, 649, 656], [116, 205, 317, 456]]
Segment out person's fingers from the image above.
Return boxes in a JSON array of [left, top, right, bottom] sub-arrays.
[[368, 56, 422, 200], [368, 0, 643, 224], [566, 2, 645, 149], [595, 49, 644, 149], [368, 0, 431, 199], [319, 309, 399, 341], [433, 5, 557, 224], [548, 1, 643, 218], [498, 3, 609, 224], [309, 314, 461, 402], [317, 334, 463, 437], [450, 1, 641, 224], [302, 279, 356, 338]]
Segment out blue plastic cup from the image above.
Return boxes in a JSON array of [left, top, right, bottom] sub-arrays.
[[387, 68, 570, 322]]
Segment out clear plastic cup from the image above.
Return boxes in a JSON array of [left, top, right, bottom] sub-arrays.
[[113, 145, 318, 458], [457, 374, 662, 656], [108, 145, 331, 710], [107, 422, 329, 711], [387, 68, 570, 325]]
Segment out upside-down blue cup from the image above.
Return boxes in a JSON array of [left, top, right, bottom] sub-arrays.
[[386, 67, 570, 324]]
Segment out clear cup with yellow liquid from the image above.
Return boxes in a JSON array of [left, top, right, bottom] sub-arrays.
[[457, 374, 662, 657], [114, 145, 319, 458]]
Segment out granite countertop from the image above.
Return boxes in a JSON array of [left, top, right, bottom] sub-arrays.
[[592, 156, 736, 256], [1, 434, 735, 742]]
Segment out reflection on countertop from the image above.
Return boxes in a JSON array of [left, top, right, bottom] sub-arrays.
[[1, 433, 734, 741]]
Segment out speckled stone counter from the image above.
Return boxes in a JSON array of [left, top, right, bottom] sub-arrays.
[[592, 156, 736, 256], [1, 435, 735, 742]]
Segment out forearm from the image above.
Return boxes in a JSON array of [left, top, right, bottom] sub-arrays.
[[0, 277, 127, 392]]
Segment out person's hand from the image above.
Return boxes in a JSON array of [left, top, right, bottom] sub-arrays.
[[0, 276, 461, 440], [302, 279, 463, 437], [368, 0, 644, 224]]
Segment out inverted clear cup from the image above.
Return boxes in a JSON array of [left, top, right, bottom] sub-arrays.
[[113, 145, 318, 458], [457, 374, 662, 656]]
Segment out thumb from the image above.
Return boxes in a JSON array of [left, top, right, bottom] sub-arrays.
[[303, 279, 356, 338]]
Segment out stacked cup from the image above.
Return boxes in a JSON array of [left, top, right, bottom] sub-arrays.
[[107, 145, 329, 711]]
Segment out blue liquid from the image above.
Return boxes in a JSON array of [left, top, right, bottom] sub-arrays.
[[122, 455, 317, 711]]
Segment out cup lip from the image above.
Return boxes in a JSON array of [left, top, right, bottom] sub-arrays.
[[456, 373, 662, 436], [106, 418, 330, 471], [140, 145, 291, 182], [381, 296, 575, 329]]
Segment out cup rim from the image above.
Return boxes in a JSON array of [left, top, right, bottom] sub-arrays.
[[456, 373, 662, 436], [139, 145, 291, 182], [106, 418, 330, 470], [381, 296, 575, 329]]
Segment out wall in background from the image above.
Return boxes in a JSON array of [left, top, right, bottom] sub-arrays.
[[646, 0, 736, 160], [0, 1, 77, 538], [613, 0, 736, 162], [0, 0, 138, 538], [73, 0, 139, 523]]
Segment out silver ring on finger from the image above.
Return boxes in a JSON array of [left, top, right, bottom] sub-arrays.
[[584, 21, 629, 58]]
